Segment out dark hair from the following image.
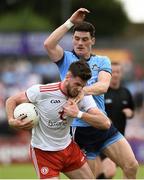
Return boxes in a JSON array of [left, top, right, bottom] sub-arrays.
[[73, 21, 95, 37], [68, 60, 92, 81], [111, 62, 121, 66]]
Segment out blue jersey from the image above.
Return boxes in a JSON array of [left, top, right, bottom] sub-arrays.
[[56, 50, 112, 127]]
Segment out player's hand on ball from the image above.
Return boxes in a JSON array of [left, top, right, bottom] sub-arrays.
[[13, 103, 39, 129], [9, 114, 34, 130]]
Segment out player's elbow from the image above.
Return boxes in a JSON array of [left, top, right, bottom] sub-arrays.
[[44, 40, 50, 50], [102, 84, 109, 93], [103, 87, 109, 94], [96, 84, 109, 95], [44, 38, 56, 51], [105, 119, 111, 129], [102, 118, 111, 129]]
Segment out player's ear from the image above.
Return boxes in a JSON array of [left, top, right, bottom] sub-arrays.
[[92, 37, 95, 45], [66, 71, 73, 80]]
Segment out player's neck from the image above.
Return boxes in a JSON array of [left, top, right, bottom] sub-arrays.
[[60, 81, 68, 96], [110, 82, 120, 89], [72, 50, 91, 60]]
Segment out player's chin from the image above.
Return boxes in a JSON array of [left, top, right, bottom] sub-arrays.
[[70, 91, 79, 98], [75, 49, 85, 57]]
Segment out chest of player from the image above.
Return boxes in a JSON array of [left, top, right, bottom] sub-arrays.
[[87, 63, 99, 86], [105, 91, 129, 109], [37, 97, 73, 129], [37, 97, 66, 118]]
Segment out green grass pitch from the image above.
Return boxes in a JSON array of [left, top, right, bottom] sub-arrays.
[[0, 163, 144, 179]]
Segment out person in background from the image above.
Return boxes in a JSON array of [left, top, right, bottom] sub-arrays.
[[5, 61, 111, 179], [44, 7, 138, 178], [97, 62, 135, 179]]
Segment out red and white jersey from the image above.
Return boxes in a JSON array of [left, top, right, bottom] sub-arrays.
[[26, 82, 97, 151]]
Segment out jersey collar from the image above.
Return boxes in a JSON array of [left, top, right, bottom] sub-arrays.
[[72, 50, 93, 62]]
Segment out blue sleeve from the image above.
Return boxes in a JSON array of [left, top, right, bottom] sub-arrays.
[[98, 56, 112, 74]]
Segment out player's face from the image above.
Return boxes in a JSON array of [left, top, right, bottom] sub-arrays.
[[67, 76, 86, 98], [72, 31, 95, 59], [111, 64, 122, 84]]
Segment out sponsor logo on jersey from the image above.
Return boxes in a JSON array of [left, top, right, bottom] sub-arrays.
[[41, 167, 49, 175], [47, 120, 67, 129], [81, 156, 85, 162], [122, 100, 128, 105], [50, 99, 61, 103], [92, 64, 99, 71], [105, 98, 112, 104]]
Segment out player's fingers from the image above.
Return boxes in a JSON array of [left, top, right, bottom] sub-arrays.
[[18, 120, 34, 129], [9, 119, 21, 127], [79, 8, 90, 13], [20, 119, 33, 126], [67, 99, 75, 105], [74, 98, 80, 104]]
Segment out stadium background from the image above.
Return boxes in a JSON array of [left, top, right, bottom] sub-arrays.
[[0, 0, 144, 178]]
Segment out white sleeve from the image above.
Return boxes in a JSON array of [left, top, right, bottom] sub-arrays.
[[26, 84, 40, 103], [79, 95, 97, 112]]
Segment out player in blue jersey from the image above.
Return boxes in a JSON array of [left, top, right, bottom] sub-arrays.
[[44, 8, 138, 178]]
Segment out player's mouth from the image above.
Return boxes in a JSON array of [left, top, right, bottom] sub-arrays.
[[77, 47, 84, 51]]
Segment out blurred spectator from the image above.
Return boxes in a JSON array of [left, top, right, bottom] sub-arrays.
[[97, 62, 135, 179]]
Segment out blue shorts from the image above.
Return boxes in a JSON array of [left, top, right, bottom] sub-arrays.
[[71, 124, 124, 160], [86, 131, 123, 159]]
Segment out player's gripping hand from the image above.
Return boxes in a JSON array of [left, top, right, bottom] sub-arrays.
[[8, 114, 34, 130], [122, 108, 134, 118], [69, 8, 90, 25], [63, 100, 80, 118], [69, 89, 85, 104]]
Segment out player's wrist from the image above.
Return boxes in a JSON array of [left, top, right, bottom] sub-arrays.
[[64, 19, 74, 29], [77, 111, 83, 119]]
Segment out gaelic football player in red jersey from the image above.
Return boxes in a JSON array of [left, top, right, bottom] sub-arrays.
[[6, 61, 111, 179]]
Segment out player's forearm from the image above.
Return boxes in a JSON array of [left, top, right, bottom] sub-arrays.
[[81, 112, 111, 129], [44, 25, 68, 48], [6, 92, 27, 121], [5, 97, 16, 121], [84, 82, 109, 96], [44, 20, 74, 50]]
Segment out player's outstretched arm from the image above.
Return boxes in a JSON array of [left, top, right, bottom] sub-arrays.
[[63, 100, 111, 129], [44, 8, 89, 62], [86, 107, 111, 129]]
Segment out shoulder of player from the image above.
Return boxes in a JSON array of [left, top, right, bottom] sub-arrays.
[[111, 86, 132, 97], [91, 54, 109, 60], [39, 82, 61, 93], [61, 50, 79, 63], [120, 87, 132, 95], [64, 50, 76, 57]]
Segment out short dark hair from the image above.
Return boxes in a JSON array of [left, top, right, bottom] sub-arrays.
[[73, 21, 95, 37], [68, 60, 92, 81], [111, 62, 121, 66]]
